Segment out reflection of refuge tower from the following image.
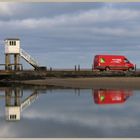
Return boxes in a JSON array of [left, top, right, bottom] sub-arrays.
[[5, 88, 21, 121], [5, 88, 39, 121]]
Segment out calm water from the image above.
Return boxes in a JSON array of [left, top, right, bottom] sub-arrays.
[[0, 86, 140, 137]]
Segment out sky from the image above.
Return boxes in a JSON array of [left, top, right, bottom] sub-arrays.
[[0, 3, 140, 69]]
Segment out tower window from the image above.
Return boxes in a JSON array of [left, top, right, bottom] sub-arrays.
[[14, 41, 16, 45], [9, 41, 12, 45], [9, 41, 16, 46], [10, 114, 17, 120]]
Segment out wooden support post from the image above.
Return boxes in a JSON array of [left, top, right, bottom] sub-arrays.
[[135, 64, 136, 72], [78, 65, 80, 71], [14, 54, 20, 70], [5, 54, 10, 70], [75, 65, 77, 71], [21, 65, 23, 71]]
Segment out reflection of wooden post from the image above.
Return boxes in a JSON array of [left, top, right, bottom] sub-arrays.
[[5, 88, 21, 106], [78, 89, 80, 96], [5, 54, 10, 70], [14, 88, 21, 106], [78, 65, 80, 71], [5, 88, 12, 106], [50, 67, 52, 72]]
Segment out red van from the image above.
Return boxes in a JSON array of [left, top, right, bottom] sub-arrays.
[[93, 89, 132, 104], [93, 55, 134, 71]]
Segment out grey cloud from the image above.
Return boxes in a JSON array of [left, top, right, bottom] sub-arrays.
[[23, 108, 139, 129], [0, 8, 139, 29], [0, 3, 105, 19], [0, 3, 16, 16]]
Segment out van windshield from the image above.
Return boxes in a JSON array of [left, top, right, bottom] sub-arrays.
[[124, 58, 129, 63]]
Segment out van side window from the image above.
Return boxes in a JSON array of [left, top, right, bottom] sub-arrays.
[[124, 58, 129, 63]]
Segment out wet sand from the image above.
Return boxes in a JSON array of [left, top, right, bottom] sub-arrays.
[[19, 77, 140, 89]]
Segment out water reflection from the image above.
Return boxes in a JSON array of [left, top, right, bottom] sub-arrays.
[[0, 86, 139, 137], [93, 89, 133, 105], [1, 87, 135, 122], [4, 87, 41, 121]]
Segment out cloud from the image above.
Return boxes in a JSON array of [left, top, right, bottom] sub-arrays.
[[0, 3, 22, 16], [0, 7, 139, 39], [23, 109, 139, 129], [0, 3, 13, 16], [0, 121, 17, 137], [0, 7, 139, 28]]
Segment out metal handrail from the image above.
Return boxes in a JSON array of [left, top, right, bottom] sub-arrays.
[[20, 48, 39, 67]]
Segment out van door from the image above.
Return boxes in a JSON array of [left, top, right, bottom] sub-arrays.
[[124, 58, 130, 70], [110, 57, 122, 70]]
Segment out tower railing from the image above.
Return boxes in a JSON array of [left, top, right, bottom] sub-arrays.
[[20, 48, 39, 68], [20, 92, 38, 111]]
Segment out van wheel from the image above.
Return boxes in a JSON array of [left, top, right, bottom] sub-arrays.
[[105, 67, 110, 71], [128, 67, 133, 71]]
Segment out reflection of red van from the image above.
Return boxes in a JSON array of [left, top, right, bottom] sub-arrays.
[[93, 89, 132, 104], [93, 55, 134, 71]]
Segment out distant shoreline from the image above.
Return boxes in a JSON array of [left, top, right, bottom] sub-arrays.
[[12, 77, 140, 89]]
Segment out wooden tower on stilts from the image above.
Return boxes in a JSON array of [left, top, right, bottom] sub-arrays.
[[4, 38, 20, 70]]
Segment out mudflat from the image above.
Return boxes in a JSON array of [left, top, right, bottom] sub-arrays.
[[20, 77, 140, 89]]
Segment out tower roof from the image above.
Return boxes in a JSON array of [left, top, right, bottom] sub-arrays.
[[5, 38, 20, 41]]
